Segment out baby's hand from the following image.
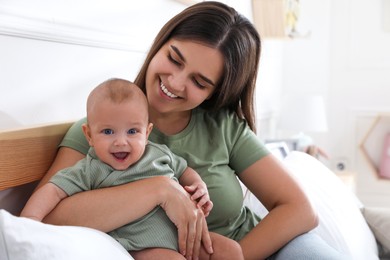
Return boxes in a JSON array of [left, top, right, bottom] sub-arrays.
[[184, 182, 213, 217]]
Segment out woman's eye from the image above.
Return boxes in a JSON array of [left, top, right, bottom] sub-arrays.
[[168, 54, 181, 66], [128, 129, 137, 135], [103, 129, 113, 135], [193, 79, 206, 89]]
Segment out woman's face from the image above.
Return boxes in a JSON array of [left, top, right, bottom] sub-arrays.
[[145, 39, 224, 115]]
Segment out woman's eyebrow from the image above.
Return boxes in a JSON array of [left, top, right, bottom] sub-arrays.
[[170, 45, 217, 87], [199, 74, 216, 87], [170, 45, 186, 62]]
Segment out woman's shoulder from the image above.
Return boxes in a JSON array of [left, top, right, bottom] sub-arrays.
[[69, 117, 87, 129], [60, 117, 89, 155]]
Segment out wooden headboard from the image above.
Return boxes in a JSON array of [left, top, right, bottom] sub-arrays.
[[0, 122, 73, 191]]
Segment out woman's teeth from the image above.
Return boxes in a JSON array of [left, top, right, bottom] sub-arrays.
[[160, 82, 178, 98]]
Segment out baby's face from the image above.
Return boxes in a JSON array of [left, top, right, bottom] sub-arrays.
[[85, 98, 152, 170]]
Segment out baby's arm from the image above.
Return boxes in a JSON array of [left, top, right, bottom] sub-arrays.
[[179, 167, 213, 217], [20, 183, 67, 221]]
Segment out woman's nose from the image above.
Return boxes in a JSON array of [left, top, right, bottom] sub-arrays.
[[168, 72, 186, 92]]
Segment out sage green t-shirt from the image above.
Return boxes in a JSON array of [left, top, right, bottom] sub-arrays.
[[60, 108, 269, 241]]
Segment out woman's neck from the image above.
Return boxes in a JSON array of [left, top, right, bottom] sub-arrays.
[[149, 109, 192, 136]]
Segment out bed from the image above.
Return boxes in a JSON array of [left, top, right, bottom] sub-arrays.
[[0, 122, 389, 260]]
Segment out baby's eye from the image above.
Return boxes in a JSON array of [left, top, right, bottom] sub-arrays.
[[102, 129, 114, 135], [128, 129, 138, 135]]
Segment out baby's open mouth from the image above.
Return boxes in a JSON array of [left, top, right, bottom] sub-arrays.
[[112, 152, 129, 160]]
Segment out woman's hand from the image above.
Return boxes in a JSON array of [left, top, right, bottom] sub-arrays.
[[158, 177, 213, 259], [184, 182, 213, 217]]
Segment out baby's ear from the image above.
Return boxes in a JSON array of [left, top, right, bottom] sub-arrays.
[[145, 123, 153, 140], [82, 123, 94, 146]]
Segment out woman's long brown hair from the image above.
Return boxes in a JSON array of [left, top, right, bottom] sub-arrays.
[[134, 1, 261, 132]]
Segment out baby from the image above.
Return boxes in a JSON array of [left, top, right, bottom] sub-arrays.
[[21, 78, 243, 260]]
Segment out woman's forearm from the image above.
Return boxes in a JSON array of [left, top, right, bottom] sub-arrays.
[[238, 155, 318, 259], [239, 200, 317, 259], [43, 176, 171, 232]]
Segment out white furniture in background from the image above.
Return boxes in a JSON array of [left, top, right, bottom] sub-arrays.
[[354, 112, 390, 209], [277, 95, 328, 153]]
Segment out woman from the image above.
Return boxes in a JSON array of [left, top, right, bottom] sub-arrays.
[[38, 2, 345, 259]]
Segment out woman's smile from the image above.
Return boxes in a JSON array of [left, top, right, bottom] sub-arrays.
[[160, 81, 179, 99]]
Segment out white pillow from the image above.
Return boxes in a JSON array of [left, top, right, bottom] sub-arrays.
[[283, 152, 379, 260], [0, 209, 133, 260], [362, 207, 390, 258]]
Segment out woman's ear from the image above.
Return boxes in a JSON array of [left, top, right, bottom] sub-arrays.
[[82, 123, 94, 146]]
